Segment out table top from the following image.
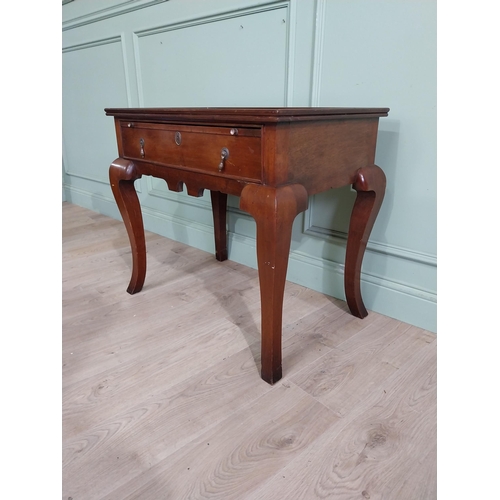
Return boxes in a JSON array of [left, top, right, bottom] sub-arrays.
[[105, 107, 390, 124]]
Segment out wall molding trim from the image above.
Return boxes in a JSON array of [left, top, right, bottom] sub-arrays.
[[63, 170, 108, 186], [62, 35, 122, 53], [301, 185, 436, 269], [310, 0, 327, 106], [132, 1, 290, 107], [62, 0, 169, 31], [133, 1, 288, 38], [303, 218, 437, 267], [289, 248, 436, 302], [284, 0, 296, 106]]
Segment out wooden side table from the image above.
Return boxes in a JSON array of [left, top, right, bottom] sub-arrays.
[[105, 107, 389, 384]]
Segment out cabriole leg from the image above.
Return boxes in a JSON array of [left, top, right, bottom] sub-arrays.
[[109, 158, 145, 295], [345, 165, 386, 318], [240, 183, 308, 384]]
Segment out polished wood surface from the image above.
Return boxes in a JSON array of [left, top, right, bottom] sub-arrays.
[[240, 183, 308, 384], [345, 165, 387, 318], [106, 106, 390, 123], [210, 190, 228, 262], [62, 203, 436, 500], [105, 107, 389, 384], [120, 122, 262, 181]]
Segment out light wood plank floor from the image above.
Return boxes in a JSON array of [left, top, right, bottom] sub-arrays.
[[62, 202, 437, 500]]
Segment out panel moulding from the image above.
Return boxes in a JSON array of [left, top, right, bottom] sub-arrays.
[[290, 246, 435, 301], [132, 1, 290, 107], [310, 0, 327, 106], [63, 33, 132, 104], [62, 35, 122, 53], [303, 202, 437, 267], [283, 0, 295, 106], [62, 0, 169, 31], [133, 1, 289, 38], [63, 34, 133, 185]]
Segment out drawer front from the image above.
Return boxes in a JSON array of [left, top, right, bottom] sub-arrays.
[[120, 122, 262, 181]]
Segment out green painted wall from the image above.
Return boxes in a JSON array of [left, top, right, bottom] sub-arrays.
[[62, 0, 437, 332]]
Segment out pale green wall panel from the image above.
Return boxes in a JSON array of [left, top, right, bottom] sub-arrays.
[[317, 0, 437, 256], [62, 37, 129, 207], [62, 0, 437, 332], [311, 0, 437, 330], [135, 7, 288, 107]]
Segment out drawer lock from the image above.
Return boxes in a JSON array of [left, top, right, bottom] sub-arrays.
[[139, 138, 145, 158], [218, 147, 229, 172]]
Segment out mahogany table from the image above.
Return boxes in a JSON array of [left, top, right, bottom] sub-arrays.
[[105, 107, 389, 384]]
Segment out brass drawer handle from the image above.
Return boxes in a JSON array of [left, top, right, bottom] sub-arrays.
[[218, 147, 229, 172]]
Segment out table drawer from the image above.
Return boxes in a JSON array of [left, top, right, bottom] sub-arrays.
[[120, 122, 262, 181]]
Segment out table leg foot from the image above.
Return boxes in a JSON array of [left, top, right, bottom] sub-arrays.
[[109, 158, 146, 295], [240, 183, 308, 384], [210, 191, 228, 261], [345, 164, 386, 318]]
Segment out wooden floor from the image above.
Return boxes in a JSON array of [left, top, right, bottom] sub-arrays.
[[62, 202, 437, 500]]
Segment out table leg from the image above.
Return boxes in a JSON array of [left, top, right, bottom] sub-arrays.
[[210, 191, 228, 261], [345, 165, 386, 318], [240, 183, 308, 384], [109, 158, 146, 295]]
